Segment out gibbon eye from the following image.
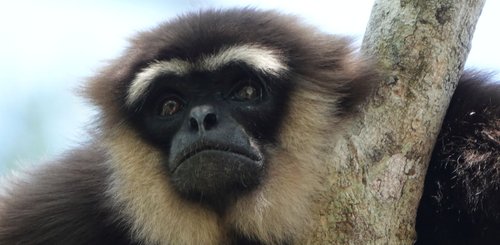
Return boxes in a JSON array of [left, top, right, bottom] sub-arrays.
[[232, 84, 261, 101], [157, 97, 183, 117]]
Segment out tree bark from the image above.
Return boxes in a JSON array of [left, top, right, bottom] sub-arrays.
[[307, 0, 485, 244]]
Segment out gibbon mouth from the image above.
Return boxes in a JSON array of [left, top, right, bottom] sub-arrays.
[[172, 142, 263, 173]]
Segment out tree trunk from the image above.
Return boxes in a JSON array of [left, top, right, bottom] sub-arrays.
[[307, 0, 485, 244]]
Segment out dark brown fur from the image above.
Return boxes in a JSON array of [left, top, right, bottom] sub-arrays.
[[0, 145, 137, 244]]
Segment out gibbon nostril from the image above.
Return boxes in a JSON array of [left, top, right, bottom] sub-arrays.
[[203, 113, 218, 131]]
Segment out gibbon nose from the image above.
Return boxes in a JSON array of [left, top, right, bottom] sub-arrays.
[[189, 105, 218, 132]]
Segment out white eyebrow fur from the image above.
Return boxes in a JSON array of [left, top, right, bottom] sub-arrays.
[[126, 59, 191, 105], [126, 44, 287, 105], [199, 45, 287, 75]]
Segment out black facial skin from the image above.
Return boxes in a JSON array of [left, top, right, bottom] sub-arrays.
[[129, 63, 291, 210]]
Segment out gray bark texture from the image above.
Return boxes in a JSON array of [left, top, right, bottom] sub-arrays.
[[306, 0, 486, 244]]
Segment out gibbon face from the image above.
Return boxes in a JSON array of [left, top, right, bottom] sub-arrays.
[[128, 59, 288, 208], [84, 8, 374, 244]]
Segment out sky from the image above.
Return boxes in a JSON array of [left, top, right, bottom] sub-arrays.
[[0, 0, 498, 174]]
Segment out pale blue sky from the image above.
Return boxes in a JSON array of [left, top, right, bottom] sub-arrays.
[[0, 0, 498, 174]]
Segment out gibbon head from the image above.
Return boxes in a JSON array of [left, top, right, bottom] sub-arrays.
[[85, 8, 375, 245]]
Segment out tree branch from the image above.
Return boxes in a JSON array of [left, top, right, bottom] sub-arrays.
[[307, 0, 485, 244]]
